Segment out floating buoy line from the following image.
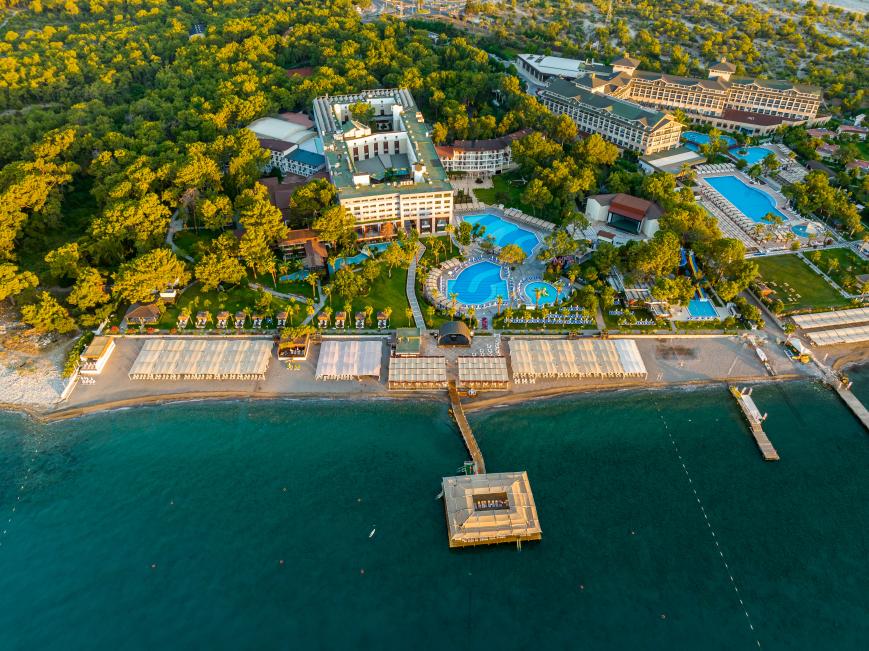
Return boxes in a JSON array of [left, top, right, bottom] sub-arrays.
[[656, 406, 762, 648], [0, 441, 40, 551]]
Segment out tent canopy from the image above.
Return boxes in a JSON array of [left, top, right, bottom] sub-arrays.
[[438, 321, 472, 347], [315, 340, 382, 379]]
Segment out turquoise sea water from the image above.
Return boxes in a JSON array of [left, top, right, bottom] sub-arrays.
[[0, 382, 867, 649]]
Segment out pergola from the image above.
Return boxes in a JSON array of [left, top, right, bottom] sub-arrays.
[[128, 339, 272, 380], [508, 339, 647, 379], [315, 340, 382, 380], [387, 356, 448, 390]]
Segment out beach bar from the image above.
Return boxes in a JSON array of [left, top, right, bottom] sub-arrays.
[[79, 336, 116, 375], [442, 471, 542, 548], [128, 339, 272, 380]]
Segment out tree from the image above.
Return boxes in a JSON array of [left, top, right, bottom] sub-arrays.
[[312, 205, 356, 248], [575, 133, 619, 166], [112, 248, 190, 305], [457, 221, 473, 246], [239, 235, 277, 286], [381, 242, 411, 278], [652, 276, 695, 306], [360, 258, 382, 284], [0, 263, 38, 306], [289, 179, 337, 227], [762, 152, 780, 173], [67, 267, 109, 310], [429, 237, 445, 264], [348, 101, 374, 124], [551, 114, 577, 145], [521, 178, 553, 216], [332, 267, 366, 300], [196, 250, 246, 292], [44, 243, 80, 279], [498, 243, 527, 266], [194, 194, 234, 231], [747, 164, 763, 181], [21, 292, 76, 334], [236, 185, 287, 244]]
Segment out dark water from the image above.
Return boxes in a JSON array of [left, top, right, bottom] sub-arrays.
[[0, 384, 866, 650]]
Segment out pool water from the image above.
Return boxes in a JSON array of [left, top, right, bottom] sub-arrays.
[[682, 131, 737, 149], [364, 242, 391, 255], [462, 213, 539, 256], [329, 252, 369, 272], [687, 298, 718, 319], [446, 261, 509, 306], [705, 175, 787, 222], [791, 223, 819, 238], [279, 270, 309, 282], [523, 280, 569, 306], [730, 146, 774, 166]]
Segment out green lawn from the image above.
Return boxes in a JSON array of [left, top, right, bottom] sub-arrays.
[[809, 248, 869, 292], [472, 171, 559, 223], [172, 229, 219, 261], [755, 254, 851, 313], [324, 267, 412, 328], [152, 282, 294, 331]]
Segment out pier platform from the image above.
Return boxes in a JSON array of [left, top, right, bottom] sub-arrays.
[[730, 386, 780, 461], [442, 471, 542, 548], [447, 380, 486, 474]]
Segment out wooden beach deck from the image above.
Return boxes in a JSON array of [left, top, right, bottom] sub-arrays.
[[730, 386, 780, 461], [447, 380, 486, 474]]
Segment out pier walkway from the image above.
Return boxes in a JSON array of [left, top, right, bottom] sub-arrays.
[[813, 359, 869, 432], [447, 381, 486, 474], [730, 386, 780, 461]]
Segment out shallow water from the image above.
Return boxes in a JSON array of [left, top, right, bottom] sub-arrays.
[[0, 383, 866, 649]]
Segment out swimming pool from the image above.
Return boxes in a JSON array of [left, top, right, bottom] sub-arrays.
[[730, 146, 773, 166], [446, 261, 509, 306], [329, 252, 369, 272], [523, 280, 570, 306], [688, 298, 718, 319], [364, 242, 391, 255], [279, 270, 309, 282], [682, 131, 737, 149], [462, 213, 539, 256], [791, 223, 820, 239], [705, 175, 787, 222]]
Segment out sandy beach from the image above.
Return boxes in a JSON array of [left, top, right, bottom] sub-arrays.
[[0, 330, 819, 422]]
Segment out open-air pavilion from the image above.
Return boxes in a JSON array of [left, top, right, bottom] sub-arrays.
[[458, 356, 510, 390], [315, 339, 382, 381], [128, 339, 272, 381], [387, 356, 448, 390], [508, 338, 647, 380]]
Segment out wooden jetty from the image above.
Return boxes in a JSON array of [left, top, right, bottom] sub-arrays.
[[729, 386, 780, 461], [447, 380, 486, 474], [833, 384, 869, 432]]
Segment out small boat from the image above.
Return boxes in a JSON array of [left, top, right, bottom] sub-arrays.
[[435, 490, 444, 500], [369, 527, 376, 539]]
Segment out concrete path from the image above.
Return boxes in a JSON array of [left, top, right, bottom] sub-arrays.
[[165, 209, 194, 263], [407, 241, 427, 331]]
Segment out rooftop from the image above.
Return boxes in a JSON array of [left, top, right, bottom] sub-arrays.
[[543, 79, 670, 128], [442, 471, 542, 548], [313, 89, 451, 200]]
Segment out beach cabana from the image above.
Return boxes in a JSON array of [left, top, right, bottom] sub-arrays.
[[508, 338, 647, 380], [216, 311, 230, 329], [387, 356, 447, 390], [458, 356, 509, 391]]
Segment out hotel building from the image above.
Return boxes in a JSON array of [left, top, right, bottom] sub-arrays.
[[313, 89, 453, 239], [539, 79, 683, 155], [435, 128, 531, 175], [246, 113, 326, 178], [518, 54, 824, 135]]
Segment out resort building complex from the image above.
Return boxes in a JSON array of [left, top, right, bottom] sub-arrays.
[[247, 113, 326, 178], [539, 78, 683, 155], [313, 89, 453, 239], [518, 54, 825, 136], [435, 128, 531, 175]]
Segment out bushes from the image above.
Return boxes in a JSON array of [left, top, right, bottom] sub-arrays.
[[62, 331, 94, 378]]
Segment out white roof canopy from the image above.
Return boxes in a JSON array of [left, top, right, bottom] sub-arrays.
[[315, 340, 382, 379], [508, 339, 647, 378], [128, 339, 272, 380]]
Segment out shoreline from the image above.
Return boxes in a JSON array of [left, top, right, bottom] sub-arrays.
[[1, 372, 808, 423]]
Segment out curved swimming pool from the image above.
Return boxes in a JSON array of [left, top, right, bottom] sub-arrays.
[[682, 131, 737, 151], [462, 213, 539, 256], [446, 261, 509, 306], [731, 146, 774, 166], [705, 175, 787, 223], [523, 280, 569, 306]]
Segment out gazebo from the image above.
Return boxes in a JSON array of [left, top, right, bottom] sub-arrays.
[[438, 321, 472, 347]]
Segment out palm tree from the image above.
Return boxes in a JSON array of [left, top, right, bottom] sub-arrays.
[[444, 224, 456, 253], [363, 305, 374, 326], [322, 306, 333, 329], [323, 284, 332, 306], [383, 306, 393, 327], [554, 280, 565, 304], [306, 273, 318, 300], [305, 299, 315, 322], [288, 302, 300, 325], [426, 304, 435, 324], [430, 238, 445, 264], [448, 304, 457, 320], [467, 306, 477, 329], [496, 294, 504, 316], [343, 301, 352, 319], [405, 306, 413, 326], [449, 291, 458, 313], [504, 306, 513, 323], [534, 286, 544, 311]]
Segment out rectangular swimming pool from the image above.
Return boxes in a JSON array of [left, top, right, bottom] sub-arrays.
[[705, 175, 787, 223]]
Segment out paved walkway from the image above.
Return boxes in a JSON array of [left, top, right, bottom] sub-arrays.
[[407, 241, 427, 331], [165, 209, 194, 263]]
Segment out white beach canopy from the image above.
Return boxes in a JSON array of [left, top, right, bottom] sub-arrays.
[[315, 340, 382, 380], [508, 338, 647, 379], [128, 339, 272, 380]]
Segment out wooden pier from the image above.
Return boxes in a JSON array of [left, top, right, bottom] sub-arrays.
[[729, 386, 780, 461], [833, 385, 869, 432], [447, 380, 486, 474]]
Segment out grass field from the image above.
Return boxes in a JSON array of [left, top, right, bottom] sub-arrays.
[[324, 267, 412, 328], [809, 248, 869, 292], [172, 229, 219, 261], [472, 171, 559, 223], [755, 254, 850, 313]]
